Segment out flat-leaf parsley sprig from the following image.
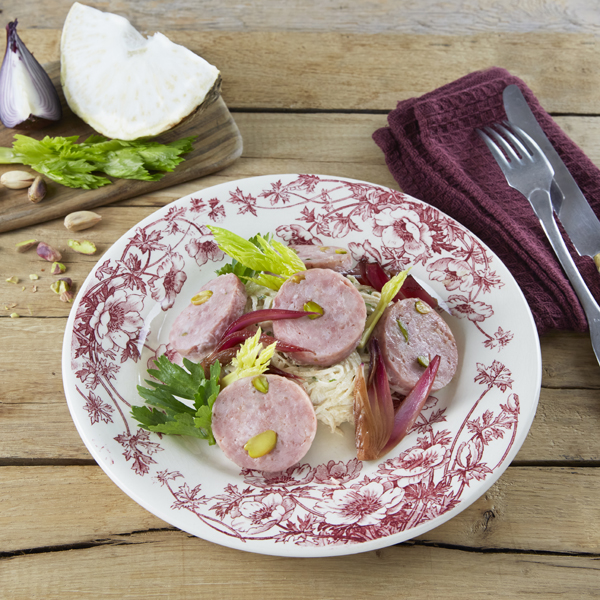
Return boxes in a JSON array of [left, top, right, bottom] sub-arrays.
[[132, 356, 220, 444]]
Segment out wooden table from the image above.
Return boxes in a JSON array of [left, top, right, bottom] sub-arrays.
[[2, 1, 600, 597]]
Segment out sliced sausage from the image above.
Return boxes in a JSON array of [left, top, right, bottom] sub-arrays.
[[373, 298, 458, 395], [291, 244, 353, 272], [169, 273, 247, 361], [212, 375, 317, 472], [272, 268, 366, 366]]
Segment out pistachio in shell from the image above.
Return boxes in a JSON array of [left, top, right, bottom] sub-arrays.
[[28, 176, 47, 203], [64, 211, 102, 232], [1, 170, 35, 189]]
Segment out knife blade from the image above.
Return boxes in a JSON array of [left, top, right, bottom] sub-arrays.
[[503, 84, 600, 271]]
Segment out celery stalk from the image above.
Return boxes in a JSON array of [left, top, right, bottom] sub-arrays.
[[358, 268, 409, 350]]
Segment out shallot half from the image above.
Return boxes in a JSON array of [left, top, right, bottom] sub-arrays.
[[0, 20, 61, 129]]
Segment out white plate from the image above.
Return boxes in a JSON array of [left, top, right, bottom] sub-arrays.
[[62, 174, 541, 557]]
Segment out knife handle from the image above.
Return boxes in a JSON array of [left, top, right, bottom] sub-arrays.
[[529, 189, 600, 365]]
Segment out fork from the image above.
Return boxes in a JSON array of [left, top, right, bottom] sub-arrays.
[[478, 121, 600, 366]]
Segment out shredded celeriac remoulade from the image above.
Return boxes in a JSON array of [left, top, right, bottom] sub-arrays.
[[244, 280, 277, 312], [244, 277, 381, 432]]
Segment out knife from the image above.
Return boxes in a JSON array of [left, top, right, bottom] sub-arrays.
[[503, 84, 600, 271]]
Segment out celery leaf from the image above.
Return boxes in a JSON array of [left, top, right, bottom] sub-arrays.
[[0, 134, 195, 189], [358, 268, 410, 350], [209, 226, 305, 290], [221, 328, 277, 387]]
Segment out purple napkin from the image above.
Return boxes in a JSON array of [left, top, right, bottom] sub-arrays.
[[373, 66, 600, 334]]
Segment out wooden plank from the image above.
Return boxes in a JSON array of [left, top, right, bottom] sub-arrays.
[[4, 0, 600, 35], [517, 387, 600, 462], [0, 466, 164, 552], [0, 403, 90, 461], [540, 331, 600, 389], [2, 528, 600, 599], [2, 465, 599, 555], [0, 206, 160, 319], [12, 29, 600, 113]]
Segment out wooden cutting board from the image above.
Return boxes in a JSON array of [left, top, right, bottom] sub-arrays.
[[0, 61, 243, 233]]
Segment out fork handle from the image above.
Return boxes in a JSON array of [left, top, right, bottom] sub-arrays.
[[529, 188, 600, 364]]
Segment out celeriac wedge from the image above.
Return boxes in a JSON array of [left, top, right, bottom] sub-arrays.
[[61, 2, 220, 140]]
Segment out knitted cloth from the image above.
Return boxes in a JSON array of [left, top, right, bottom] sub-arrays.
[[373, 67, 600, 334]]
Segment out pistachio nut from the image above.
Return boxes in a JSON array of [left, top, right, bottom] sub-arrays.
[[417, 355, 430, 368], [243, 430, 277, 458], [68, 239, 97, 255], [303, 300, 324, 319], [252, 375, 269, 394], [414, 300, 431, 315], [15, 239, 38, 253], [50, 280, 70, 295], [1, 170, 35, 189], [59, 290, 75, 303], [191, 290, 213, 306], [28, 176, 47, 203], [51, 262, 67, 275], [289, 273, 306, 284], [64, 210, 102, 232], [37, 242, 62, 262], [5, 276, 18, 284]]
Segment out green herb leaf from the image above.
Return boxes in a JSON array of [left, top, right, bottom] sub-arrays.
[[131, 355, 220, 444], [0, 134, 195, 189], [215, 231, 272, 280], [221, 328, 277, 387], [209, 226, 305, 290]]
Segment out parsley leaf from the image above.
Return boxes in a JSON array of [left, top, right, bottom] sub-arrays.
[[0, 134, 195, 189], [131, 355, 220, 444]]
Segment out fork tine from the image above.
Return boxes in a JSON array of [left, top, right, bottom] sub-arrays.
[[498, 122, 531, 158], [477, 128, 510, 168], [482, 126, 522, 163]]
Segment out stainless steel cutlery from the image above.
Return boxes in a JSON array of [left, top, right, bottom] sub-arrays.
[[478, 121, 600, 365]]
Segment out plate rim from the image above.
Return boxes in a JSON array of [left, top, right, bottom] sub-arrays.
[[61, 173, 542, 557]]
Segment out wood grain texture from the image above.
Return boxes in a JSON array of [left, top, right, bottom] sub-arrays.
[[2, 465, 599, 554], [0, 63, 242, 233], [14, 29, 600, 114], [4, 0, 600, 34], [3, 530, 600, 600]]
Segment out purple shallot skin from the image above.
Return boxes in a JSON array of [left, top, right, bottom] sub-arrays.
[[0, 20, 62, 129]]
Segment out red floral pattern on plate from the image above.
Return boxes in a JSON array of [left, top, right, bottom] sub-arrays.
[[63, 174, 540, 556]]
